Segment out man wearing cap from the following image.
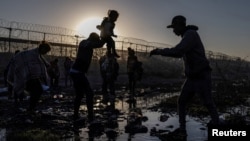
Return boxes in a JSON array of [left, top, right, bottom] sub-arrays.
[[150, 15, 220, 137]]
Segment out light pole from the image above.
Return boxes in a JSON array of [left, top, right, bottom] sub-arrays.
[[7, 27, 12, 53], [75, 35, 79, 56]]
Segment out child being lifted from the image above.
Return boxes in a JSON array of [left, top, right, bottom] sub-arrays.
[[97, 10, 120, 58]]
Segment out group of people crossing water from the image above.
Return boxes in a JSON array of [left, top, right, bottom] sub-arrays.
[[4, 9, 222, 139]]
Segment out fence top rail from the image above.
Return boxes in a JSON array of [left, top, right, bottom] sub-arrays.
[[0, 18, 247, 62], [0, 18, 77, 36]]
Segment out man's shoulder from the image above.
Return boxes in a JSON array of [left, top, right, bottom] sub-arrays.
[[79, 40, 90, 48], [184, 29, 199, 39], [185, 29, 198, 34], [184, 29, 198, 35], [79, 40, 87, 44]]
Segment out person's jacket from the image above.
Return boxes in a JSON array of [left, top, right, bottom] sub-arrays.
[[7, 48, 49, 95], [157, 25, 212, 78]]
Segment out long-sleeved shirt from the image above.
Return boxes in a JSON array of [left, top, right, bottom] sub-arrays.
[[71, 39, 105, 73], [7, 48, 49, 95], [99, 17, 115, 38], [158, 27, 211, 78], [127, 55, 138, 73]]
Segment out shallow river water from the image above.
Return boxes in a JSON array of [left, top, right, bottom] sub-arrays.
[[66, 92, 209, 141], [2, 87, 248, 141]]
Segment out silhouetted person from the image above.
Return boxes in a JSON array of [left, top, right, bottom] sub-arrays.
[[150, 15, 219, 137], [127, 48, 137, 95], [70, 32, 105, 122], [4, 50, 20, 100], [127, 48, 143, 94], [48, 58, 60, 89], [97, 9, 120, 58], [99, 52, 119, 109], [126, 48, 144, 108], [63, 57, 73, 87], [7, 41, 51, 112], [99, 52, 108, 95]]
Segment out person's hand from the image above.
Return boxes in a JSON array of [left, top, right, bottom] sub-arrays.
[[96, 25, 101, 30], [149, 49, 160, 57]]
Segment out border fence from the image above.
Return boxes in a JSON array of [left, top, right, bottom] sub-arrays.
[[0, 18, 249, 84], [0, 18, 246, 62], [0, 18, 172, 59]]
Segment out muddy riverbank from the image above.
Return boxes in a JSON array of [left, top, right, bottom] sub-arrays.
[[0, 86, 205, 141], [0, 52, 250, 141], [0, 83, 250, 141]]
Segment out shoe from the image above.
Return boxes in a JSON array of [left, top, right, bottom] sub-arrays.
[[73, 114, 79, 121], [109, 95, 116, 103], [170, 128, 187, 137], [73, 117, 86, 128], [207, 118, 226, 128], [158, 128, 187, 140], [102, 96, 109, 104]]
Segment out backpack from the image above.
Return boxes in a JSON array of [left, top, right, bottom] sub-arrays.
[[101, 57, 119, 81], [101, 57, 110, 72]]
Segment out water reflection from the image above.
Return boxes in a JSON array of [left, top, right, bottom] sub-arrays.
[[0, 128, 6, 141], [1, 86, 249, 141], [1, 87, 223, 141], [74, 92, 208, 141]]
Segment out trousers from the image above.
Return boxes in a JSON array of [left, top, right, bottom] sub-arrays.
[[70, 72, 94, 121], [178, 71, 219, 129]]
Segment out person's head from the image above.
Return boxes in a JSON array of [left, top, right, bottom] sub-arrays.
[[14, 50, 20, 55], [128, 49, 135, 56], [134, 56, 138, 61], [65, 56, 70, 61], [108, 10, 119, 22], [88, 32, 100, 42], [167, 15, 186, 36], [127, 47, 131, 54], [38, 41, 51, 55]]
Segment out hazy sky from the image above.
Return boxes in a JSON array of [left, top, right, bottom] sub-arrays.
[[0, 0, 249, 60]]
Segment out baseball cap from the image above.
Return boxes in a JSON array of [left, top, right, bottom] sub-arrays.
[[167, 15, 186, 28]]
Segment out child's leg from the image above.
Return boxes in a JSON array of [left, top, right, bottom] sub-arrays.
[[104, 37, 111, 56], [107, 37, 120, 57]]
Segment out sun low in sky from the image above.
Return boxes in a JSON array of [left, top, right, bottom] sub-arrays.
[[76, 17, 120, 38], [76, 17, 102, 37]]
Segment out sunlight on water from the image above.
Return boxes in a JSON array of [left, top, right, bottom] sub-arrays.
[[0, 128, 6, 141], [75, 93, 209, 141]]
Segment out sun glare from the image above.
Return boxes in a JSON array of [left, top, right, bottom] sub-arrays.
[[76, 17, 103, 37]]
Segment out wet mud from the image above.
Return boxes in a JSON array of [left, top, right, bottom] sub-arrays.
[[0, 84, 250, 141]]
